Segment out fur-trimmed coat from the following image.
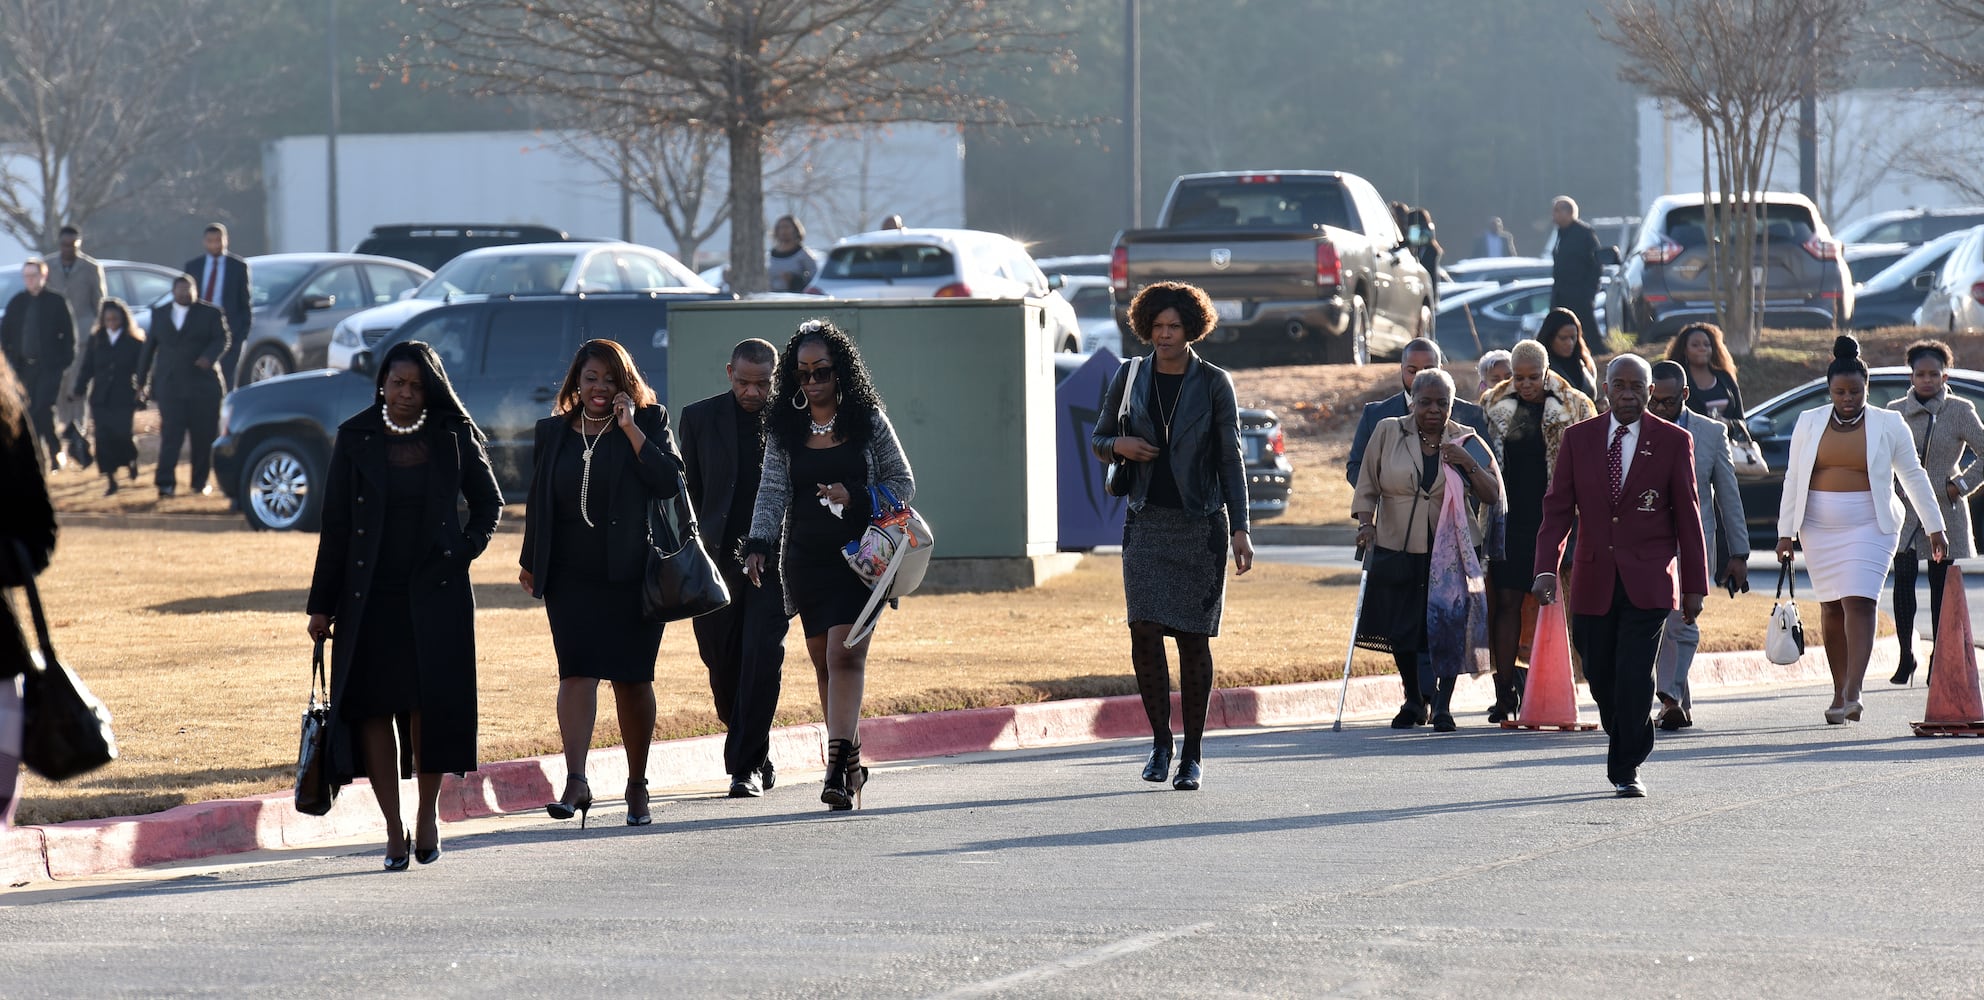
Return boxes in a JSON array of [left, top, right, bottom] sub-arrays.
[[1481, 371, 1597, 488]]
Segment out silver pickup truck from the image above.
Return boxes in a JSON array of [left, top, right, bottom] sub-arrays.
[[1110, 170, 1433, 366]]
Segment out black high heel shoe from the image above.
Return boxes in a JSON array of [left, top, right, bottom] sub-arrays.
[[625, 778, 652, 827], [383, 828, 409, 871], [821, 738, 853, 809], [846, 742, 868, 810], [1141, 741, 1174, 783], [414, 819, 441, 865], [1891, 649, 1917, 685], [546, 775, 593, 828]]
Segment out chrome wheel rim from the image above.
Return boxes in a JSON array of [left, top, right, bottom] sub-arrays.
[[248, 451, 308, 528], [247, 352, 288, 384]]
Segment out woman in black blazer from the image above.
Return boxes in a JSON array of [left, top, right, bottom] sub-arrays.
[[518, 339, 685, 828], [69, 298, 145, 495], [305, 341, 502, 870]]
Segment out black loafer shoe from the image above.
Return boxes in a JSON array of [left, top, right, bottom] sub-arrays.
[[758, 760, 776, 791], [1141, 744, 1174, 783], [1391, 704, 1422, 729], [1432, 713, 1458, 733], [1172, 758, 1202, 791], [728, 772, 763, 798], [1656, 705, 1688, 731], [1613, 779, 1647, 798]]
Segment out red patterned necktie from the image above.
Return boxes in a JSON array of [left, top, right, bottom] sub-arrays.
[[1608, 423, 1629, 504], [204, 257, 218, 302]]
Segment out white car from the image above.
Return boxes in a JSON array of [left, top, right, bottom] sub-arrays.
[[807, 228, 1084, 354], [326, 241, 713, 370], [1914, 225, 1984, 334], [1058, 274, 1122, 355]]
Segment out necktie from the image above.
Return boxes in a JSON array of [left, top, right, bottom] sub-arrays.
[[1608, 424, 1629, 505], [204, 258, 218, 303]]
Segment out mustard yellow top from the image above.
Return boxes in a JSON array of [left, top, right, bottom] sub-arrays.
[[1811, 421, 1872, 493]]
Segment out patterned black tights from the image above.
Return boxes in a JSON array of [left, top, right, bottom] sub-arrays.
[[1130, 622, 1216, 760]]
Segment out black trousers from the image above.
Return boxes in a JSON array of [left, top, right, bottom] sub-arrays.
[[692, 559, 789, 776], [1571, 574, 1667, 784], [21, 362, 63, 464], [155, 390, 219, 490]]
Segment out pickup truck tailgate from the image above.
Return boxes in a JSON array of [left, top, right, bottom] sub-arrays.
[[1121, 229, 1325, 307]]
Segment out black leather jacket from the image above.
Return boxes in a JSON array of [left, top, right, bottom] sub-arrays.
[[1091, 350, 1249, 532]]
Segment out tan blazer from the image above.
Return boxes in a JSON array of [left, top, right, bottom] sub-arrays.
[[1353, 416, 1488, 553]]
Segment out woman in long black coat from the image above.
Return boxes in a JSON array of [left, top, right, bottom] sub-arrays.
[[1, 351, 55, 829], [306, 340, 501, 871], [518, 338, 684, 828], [69, 298, 144, 495]]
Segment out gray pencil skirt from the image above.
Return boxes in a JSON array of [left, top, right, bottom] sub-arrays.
[[1122, 505, 1230, 637]]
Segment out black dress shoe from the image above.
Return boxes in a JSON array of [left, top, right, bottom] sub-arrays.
[[1431, 713, 1458, 733], [759, 759, 776, 791], [1391, 703, 1424, 729], [1172, 758, 1202, 791], [728, 772, 763, 798], [1613, 779, 1647, 798], [1656, 704, 1688, 731], [158, 485, 176, 498], [103, 479, 119, 497], [1141, 743, 1174, 783]]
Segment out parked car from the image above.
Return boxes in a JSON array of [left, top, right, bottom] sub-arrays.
[[351, 223, 572, 272], [806, 227, 1083, 354], [1110, 170, 1432, 366], [1049, 352, 1292, 517], [216, 290, 724, 531], [1610, 191, 1850, 342], [1442, 256, 1555, 287], [325, 241, 713, 370], [1035, 254, 1110, 277], [194, 253, 434, 386], [1844, 242, 1914, 286], [1914, 225, 1984, 334], [1737, 366, 1984, 550], [1430, 279, 1603, 358], [1849, 229, 1970, 330], [1059, 275, 1122, 356], [0, 258, 184, 322], [1834, 207, 1984, 247]]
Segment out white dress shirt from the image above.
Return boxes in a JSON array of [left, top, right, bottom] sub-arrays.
[[1609, 414, 1641, 485], [171, 302, 190, 329]]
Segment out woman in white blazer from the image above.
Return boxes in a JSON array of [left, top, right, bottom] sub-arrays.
[[1775, 337, 1948, 725]]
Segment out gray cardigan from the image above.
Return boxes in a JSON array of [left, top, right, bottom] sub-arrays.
[[1891, 388, 1984, 559], [747, 408, 915, 616]]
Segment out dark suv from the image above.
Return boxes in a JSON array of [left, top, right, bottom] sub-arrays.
[[214, 290, 723, 530], [352, 223, 572, 272], [1610, 192, 1850, 342]]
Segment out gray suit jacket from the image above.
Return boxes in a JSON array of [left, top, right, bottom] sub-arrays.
[[42, 254, 102, 351], [1678, 410, 1748, 579]]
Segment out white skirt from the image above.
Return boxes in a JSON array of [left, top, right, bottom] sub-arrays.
[[1801, 490, 1897, 602]]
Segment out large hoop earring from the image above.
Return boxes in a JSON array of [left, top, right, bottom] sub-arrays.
[[791, 391, 809, 410]]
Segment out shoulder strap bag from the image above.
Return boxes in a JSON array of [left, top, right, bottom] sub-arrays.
[[11, 541, 117, 781], [1102, 355, 1146, 498], [293, 638, 336, 816], [643, 475, 733, 623], [1765, 561, 1807, 666]]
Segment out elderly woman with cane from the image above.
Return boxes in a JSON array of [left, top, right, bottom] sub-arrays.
[[1352, 368, 1504, 731]]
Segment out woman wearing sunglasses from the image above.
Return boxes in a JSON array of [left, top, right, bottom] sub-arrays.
[[742, 319, 914, 811]]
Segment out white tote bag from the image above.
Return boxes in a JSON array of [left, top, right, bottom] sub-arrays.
[[1765, 562, 1807, 665]]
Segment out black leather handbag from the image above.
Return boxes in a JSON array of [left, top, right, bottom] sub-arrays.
[[293, 638, 336, 816], [642, 480, 732, 623], [12, 542, 117, 781], [1103, 356, 1144, 498]]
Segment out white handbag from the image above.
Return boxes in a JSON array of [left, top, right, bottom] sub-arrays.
[[1765, 561, 1806, 665]]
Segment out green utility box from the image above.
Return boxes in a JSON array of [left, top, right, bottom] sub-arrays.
[[665, 299, 1077, 592]]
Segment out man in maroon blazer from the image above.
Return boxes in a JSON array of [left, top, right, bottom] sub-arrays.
[[1532, 355, 1708, 798]]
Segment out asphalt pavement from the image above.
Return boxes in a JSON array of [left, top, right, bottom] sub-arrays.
[[3, 683, 1981, 998]]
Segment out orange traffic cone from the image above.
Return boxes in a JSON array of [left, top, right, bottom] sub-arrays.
[[1912, 564, 1984, 737], [1502, 599, 1597, 731]]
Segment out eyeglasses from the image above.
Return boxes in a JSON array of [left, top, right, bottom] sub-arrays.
[[795, 365, 836, 385]]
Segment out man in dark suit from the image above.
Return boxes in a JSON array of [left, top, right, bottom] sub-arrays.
[[1533, 355, 1708, 797], [1549, 196, 1605, 357], [0, 259, 76, 469], [1345, 337, 1493, 487], [138, 275, 230, 496], [679, 338, 788, 798], [1473, 216, 1519, 259], [186, 223, 251, 390]]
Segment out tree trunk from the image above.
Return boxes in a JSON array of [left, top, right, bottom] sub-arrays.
[[726, 121, 767, 295]]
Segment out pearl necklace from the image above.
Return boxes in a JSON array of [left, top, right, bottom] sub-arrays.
[[1830, 407, 1865, 428], [809, 414, 836, 436], [577, 411, 612, 527], [381, 405, 427, 435]]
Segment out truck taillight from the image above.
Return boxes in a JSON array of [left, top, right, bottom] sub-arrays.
[[1803, 236, 1840, 261], [1315, 241, 1342, 291], [1643, 237, 1684, 265], [934, 282, 972, 298], [1110, 246, 1128, 293], [1268, 425, 1285, 456]]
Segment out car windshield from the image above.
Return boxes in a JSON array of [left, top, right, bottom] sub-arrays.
[[419, 253, 575, 299], [1862, 231, 1970, 292], [822, 244, 956, 281], [1066, 285, 1113, 318], [1162, 176, 1352, 230], [249, 260, 318, 308], [1847, 249, 1908, 285]]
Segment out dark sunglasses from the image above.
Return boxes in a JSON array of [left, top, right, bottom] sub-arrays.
[[795, 365, 836, 385]]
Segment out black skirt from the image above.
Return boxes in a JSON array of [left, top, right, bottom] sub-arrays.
[[543, 430, 663, 681]]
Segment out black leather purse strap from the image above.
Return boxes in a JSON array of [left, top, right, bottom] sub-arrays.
[[1776, 560, 1796, 600], [10, 539, 57, 670], [311, 637, 329, 705], [650, 474, 703, 559]]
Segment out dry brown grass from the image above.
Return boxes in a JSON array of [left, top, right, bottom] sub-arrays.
[[12, 525, 1859, 825], [43, 408, 233, 517]]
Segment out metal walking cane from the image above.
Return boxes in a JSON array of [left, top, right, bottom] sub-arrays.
[[1332, 541, 1370, 732]]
